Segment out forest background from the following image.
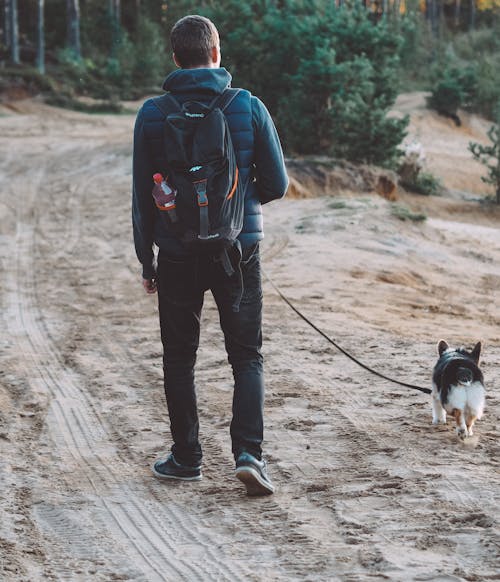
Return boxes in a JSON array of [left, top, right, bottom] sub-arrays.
[[1, 0, 499, 170]]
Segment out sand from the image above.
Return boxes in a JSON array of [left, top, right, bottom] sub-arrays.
[[0, 95, 498, 581]]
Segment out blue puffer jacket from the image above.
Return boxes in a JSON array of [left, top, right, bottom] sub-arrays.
[[132, 68, 288, 279]]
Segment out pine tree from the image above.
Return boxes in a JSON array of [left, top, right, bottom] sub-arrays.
[[469, 119, 500, 204], [279, 4, 408, 166]]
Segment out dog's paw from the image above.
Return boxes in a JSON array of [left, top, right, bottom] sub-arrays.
[[467, 427, 474, 437], [456, 427, 467, 440]]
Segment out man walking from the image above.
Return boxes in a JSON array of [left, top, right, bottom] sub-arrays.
[[132, 15, 288, 496]]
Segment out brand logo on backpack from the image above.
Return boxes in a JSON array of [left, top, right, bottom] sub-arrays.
[[185, 112, 205, 118]]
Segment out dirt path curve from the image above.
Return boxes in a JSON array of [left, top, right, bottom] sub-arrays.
[[1, 100, 499, 581]]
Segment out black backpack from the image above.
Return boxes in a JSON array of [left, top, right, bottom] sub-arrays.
[[153, 89, 245, 259]]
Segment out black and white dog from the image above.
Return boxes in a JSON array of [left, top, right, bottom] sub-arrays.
[[432, 340, 485, 439]]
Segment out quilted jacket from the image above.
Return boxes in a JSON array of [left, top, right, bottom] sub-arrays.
[[132, 67, 288, 279]]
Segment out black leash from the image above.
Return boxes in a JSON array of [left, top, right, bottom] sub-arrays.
[[264, 271, 431, 395]]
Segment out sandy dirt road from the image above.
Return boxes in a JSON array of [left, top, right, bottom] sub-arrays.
[[0, 98, 499, 581]]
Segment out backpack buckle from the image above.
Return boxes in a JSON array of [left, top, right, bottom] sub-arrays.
[[194, 180, 208, 207]]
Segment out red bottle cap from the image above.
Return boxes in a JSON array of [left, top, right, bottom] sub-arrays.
[[153, 173, 163, 184]]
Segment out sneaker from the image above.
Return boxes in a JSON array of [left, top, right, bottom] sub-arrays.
[[152, 454, 202, 481], [235, 452, 275, 496]]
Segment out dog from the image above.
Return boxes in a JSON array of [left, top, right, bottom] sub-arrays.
[[432, 340, 485, 439]]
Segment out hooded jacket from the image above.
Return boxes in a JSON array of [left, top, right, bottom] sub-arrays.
[[132, 67, 288, 279]]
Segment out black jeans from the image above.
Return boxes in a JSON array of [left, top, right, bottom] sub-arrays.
[[156, 243, 264, 466]]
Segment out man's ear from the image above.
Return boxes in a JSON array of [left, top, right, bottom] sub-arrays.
[[211, 45, 221, 66], [173, 53, 181, 68]]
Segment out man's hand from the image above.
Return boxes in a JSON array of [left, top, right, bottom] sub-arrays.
[[142, 278, 157, 294]]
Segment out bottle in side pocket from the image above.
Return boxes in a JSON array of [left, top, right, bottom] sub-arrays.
[[152, 173, 178, 222]]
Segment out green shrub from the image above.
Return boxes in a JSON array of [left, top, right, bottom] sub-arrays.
[[469, 115, 500, 204], [402, 171, 443, 196], [427, 66, 478, 121], [452, 26, 500, 62], [391, 204, 427, 222]]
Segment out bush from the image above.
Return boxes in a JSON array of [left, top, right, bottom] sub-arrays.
[[398, 141, 443, 195], [469, 115, 500, 204], [427, 66, 478, 123], [407, 22, 500, 121], [406, 172, 443, 196]]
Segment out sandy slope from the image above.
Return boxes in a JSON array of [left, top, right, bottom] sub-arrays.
[[0, 96, 499, 581]]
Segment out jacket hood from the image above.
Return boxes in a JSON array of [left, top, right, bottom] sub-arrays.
[[162, 67, 232, 95]]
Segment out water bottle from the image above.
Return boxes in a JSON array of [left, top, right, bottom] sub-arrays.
[[152, 173, 178, 222]]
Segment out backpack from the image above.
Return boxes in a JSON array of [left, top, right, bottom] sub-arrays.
[[152, 88, 248, 311], [153, 89, 246, 259]]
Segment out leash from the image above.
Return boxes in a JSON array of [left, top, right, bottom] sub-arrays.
[[263, 270, 432, 395]]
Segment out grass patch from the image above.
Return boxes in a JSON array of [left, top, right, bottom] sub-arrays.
[[0, 65, 126, 114], [391, 204, 427, 222], [44, 93, 123, 113], [328, 200, 348, 210], [401, 172, 443, 196]]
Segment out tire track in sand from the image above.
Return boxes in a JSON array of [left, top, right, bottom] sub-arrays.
[[3, 153, 250, 581]]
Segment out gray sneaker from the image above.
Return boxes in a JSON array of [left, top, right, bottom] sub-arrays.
[[235, 452, 275, 496], [152, 454, 202, 481]]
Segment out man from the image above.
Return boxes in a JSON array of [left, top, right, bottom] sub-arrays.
[[132, 14, 288, 496]]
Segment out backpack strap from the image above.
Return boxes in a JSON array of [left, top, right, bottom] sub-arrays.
[[208, 88, 241, 113], [216, 241, 244, 313], [152, 93, 182, 117]]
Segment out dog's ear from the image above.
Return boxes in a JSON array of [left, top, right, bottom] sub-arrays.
[[471, 341, 481, 363], [438, 340, 449, 356]]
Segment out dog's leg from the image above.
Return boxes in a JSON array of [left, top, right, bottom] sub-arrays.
[[464, 382, 485, 437], [465, 415, 477, 437], [453, 408, 467, 439], [431, 388, 446, 424]]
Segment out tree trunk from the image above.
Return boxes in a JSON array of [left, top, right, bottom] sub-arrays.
[[430, 0, 439, 37], [497, 133, 500, 204], [108, 0, 120, 23], [37, 0, 45, 74], [454, 0, 461, 27], [4, 0, 11, 50], [9, 0, 20, 64], [394, 0, 401, 18], [469, 0, 476, 31], [114, 0, 121, 25], [66, 0, 81, 59]]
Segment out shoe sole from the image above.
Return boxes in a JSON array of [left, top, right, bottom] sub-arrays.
[[151, 464, 202, 481], [235, 466, 275, 496]]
